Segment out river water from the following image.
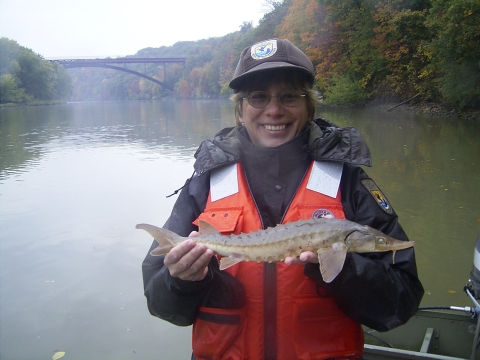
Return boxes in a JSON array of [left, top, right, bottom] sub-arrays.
[[0, 100, 479, 359]]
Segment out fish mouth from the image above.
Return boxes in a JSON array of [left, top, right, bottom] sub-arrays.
[[263, 124, 287, 131]]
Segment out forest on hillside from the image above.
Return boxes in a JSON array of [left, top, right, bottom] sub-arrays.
[[0, 38, 72, 104], [2, 0, 479, 109]]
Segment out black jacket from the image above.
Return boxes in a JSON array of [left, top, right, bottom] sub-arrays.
[[142, 118, 424, 332]]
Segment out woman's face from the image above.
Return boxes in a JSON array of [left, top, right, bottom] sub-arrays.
[[239, 82, 309, 148]]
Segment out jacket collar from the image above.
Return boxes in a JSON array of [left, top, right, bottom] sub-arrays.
[[193, 118, 371, 176], [308, 118, 372, 167]]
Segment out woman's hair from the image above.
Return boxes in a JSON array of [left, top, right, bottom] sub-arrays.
[[230, 68, 319, 125]]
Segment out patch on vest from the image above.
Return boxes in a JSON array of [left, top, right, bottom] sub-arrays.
[[361, 179, 393, 215], [312, 209, 335, 219]]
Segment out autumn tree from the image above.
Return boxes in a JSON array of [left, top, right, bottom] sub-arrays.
[[426, 0, 480, 108], [371, 2, 433, 100], [311, 0, 379, 103]]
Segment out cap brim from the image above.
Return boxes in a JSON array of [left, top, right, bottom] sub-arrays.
[[229, 62, 313, 91]]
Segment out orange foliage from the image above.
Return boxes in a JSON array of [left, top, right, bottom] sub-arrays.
[[177, 79, 192, 99]]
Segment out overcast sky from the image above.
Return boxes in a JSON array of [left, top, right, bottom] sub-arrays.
[[0, 0, 268, 59]]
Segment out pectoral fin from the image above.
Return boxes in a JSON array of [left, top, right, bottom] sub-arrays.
[[219, 255, 244, 270], [317, 242, 348, 283]]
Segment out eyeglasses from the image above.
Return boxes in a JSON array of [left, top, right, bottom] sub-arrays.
[[243, 91, 306, 108]]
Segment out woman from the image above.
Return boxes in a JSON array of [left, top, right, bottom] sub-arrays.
[[142, 38, 424, 360]]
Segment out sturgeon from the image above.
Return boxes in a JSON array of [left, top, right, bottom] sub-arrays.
[[136, 218, 414, 283]]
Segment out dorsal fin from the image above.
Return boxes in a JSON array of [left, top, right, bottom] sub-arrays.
[[198, 220, 221, 235]]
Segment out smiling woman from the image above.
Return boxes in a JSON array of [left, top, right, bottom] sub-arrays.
[[141, 38, 424, 360]]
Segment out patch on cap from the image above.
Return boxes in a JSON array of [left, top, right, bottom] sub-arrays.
[[251, 40, 278, 60], [361, 179, 393, 215]]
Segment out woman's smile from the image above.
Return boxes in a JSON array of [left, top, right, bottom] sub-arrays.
[[264, 124, 287, 131]]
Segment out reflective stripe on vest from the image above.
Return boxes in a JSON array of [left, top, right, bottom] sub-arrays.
[[192, 161, 364, 360]]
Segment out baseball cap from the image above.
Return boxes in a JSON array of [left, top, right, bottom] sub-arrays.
[[229, 38, 315, 92]]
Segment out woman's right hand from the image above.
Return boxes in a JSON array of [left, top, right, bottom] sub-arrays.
[[163, 231, 214, 281]]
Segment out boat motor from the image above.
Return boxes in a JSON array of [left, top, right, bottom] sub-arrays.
[[465, 232, 480, 359], [469, 232, 480, 300]]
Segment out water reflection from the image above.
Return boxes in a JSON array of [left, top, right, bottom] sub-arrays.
[[0, 101, 479, 359], [0, 100, 235, 179]]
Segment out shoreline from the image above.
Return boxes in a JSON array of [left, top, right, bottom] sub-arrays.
[[377, 101, 480, 121], [0, 100, 66, 109], [318, 101, 480, 121], [2, 99, 479, 121]]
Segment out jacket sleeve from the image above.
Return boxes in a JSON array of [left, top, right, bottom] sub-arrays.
[[141, 173, 246, 326], [305, 163, 424, 331]]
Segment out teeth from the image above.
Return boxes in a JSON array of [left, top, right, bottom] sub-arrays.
[[264, 124, 286, 131]]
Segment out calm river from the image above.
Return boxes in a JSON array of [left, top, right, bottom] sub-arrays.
[[1, 100, 479, 359]]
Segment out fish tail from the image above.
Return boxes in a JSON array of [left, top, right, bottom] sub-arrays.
[[136, 223, 180, 256]]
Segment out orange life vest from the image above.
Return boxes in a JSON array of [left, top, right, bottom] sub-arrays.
[[192, 162, 364, 360]]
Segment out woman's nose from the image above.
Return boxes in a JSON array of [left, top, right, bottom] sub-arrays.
[[264, 95, 284, 115]]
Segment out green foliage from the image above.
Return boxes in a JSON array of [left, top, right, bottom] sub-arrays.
[[13, 49, 55, 100], [0, 73, 28, 103], [0, 37, 72, 103], [51, 62, 72, 100], [425, 0, 480, 108], [0, 38, 20, 74], [324, 73, 369, 105], [437, 61, 480, 109]]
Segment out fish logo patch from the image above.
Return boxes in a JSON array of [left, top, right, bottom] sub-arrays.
[[361, 179, 393, 215], [312, 209, 335, 219], [251, 40, 277, 60]]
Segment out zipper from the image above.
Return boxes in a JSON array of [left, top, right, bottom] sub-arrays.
[[242, 168, 277, 359], [279, 163, 311, 223], [244, 163, 311, 360]]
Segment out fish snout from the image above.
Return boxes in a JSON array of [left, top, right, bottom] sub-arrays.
[[375, 237, 415, 251]]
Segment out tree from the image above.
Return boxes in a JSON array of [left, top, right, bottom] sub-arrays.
[[0, 37, 72, 102], [426, 0, 480, 108], [0, 38, 20, 74], [0, 73, 27, 103], [312, 0, 380, 97], [371, 3, 432, 99], [13, 49, 56, 100], [51, 62, 72, 100]]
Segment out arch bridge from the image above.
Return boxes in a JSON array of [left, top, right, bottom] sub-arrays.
[[51, 58, 187, 91]]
